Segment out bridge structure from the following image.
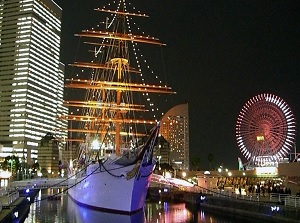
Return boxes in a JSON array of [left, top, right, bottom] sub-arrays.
[[9, 174, 193, 190], [10, 178, 69, 190]]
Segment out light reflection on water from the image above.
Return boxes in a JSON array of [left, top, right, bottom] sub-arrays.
[[145, 202, 194, 223], [23, 189, 237, 223]]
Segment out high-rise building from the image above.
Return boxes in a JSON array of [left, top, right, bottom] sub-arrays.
[[161, 103, 189, 170], [0, 0, 67, 165]]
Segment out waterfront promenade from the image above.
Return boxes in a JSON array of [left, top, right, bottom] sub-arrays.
[[198, 191, 299, 222], [149, 184, 300, 223], [0, 188, 32, 223]]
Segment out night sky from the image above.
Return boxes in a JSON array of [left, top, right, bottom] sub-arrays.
[[55, 0, 300, 170]]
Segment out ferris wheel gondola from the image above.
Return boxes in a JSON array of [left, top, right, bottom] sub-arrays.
[[236, 93, 296, 167]]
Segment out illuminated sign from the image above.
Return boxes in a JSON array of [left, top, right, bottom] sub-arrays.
[[256, 135, 264, 141], [255, 167, 277, 175]]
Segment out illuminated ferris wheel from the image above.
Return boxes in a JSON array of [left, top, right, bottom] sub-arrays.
[[236, 93, 296, 167]]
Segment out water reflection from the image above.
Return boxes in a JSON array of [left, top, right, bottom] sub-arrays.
[[67, 199, 207, 223], [67, 197, 144, 223], [23, 190, 243, 223], [145, 201, 194, 223]]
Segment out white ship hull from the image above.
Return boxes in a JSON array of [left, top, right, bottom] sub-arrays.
[[68, 158, 156, 214]]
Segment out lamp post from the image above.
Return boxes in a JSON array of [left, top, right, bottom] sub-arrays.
[[10, 158, 12, 176], [158, 156, 161, 171]]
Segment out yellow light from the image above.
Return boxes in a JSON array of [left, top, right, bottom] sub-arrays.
[[165, 171, 171, 179], [257, 135, 264, 141]]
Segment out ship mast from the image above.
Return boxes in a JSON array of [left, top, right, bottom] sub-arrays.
[[111, 4, 128, 156], [113, 58, 127, 155], [63, 1, 176, 156]]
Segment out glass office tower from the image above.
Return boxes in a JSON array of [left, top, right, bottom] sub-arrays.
[[0, 0, 67, 164]]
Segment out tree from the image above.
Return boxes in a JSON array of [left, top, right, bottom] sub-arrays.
[[208, 153, 214, 170], [2, 155, 20, 173], [191, 157, 201, 171], [41, 168, 48, 177], [32, 162, 40, 173], [159, 163, 174, 172]]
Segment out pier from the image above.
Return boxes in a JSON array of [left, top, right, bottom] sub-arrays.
[[0, 188, 35, 223]]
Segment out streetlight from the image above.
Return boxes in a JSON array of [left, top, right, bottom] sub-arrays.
[[157, 156, 161, 171], [10, 158, 12, 175], [92, 139, 100, 150]]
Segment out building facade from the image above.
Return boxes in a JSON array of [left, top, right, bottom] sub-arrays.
[[161, 103, 189, 170], [0, 0, 67, 165], [38, 133, 59, 177]]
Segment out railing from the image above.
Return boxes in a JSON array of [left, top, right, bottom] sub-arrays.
[[270, 193, 300, 208], [175, 183, 300, 208], [11, 178, 69, 189], [0, 191, 19, 208], [284, 196, 300, 207], [210, 189, 261, 202], [191, 186, 300, 208], [0, 188, 8, 196]]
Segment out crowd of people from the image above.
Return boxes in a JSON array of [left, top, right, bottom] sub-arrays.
[[240, 183, 292, 196]]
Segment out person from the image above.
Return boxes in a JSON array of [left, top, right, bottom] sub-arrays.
[[262, 185, 265, 197], [239, 186, 242, 195], [248, 185, 252, 195]]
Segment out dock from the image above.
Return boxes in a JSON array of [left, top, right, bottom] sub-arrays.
[[0, 189, 31, 223]]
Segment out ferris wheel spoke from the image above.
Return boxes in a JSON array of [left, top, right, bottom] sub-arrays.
[[236, 93, 296, 167]]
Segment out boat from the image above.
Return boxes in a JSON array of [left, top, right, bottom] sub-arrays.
[[64, 0, 175, 215]]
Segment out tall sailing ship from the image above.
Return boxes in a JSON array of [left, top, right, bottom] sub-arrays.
[[63, 0, 175, 214]]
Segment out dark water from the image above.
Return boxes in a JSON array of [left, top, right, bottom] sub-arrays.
[[22, 189, 256, 223]]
